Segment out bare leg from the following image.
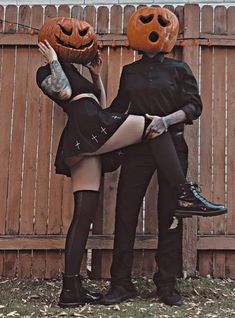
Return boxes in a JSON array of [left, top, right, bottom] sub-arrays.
[[70, 156, 102, 192], [66, 115, 145, 168]]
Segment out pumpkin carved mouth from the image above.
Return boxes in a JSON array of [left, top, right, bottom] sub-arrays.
[[149, 32, 159, 43], [55, 35, 94, 50]]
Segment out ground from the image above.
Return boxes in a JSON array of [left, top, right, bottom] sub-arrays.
[[0, 277, 235, 318]]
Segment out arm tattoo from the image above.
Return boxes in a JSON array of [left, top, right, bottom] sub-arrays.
[[41, 60, 72, 100]]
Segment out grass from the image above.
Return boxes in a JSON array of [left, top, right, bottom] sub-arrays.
[[0, 276, 235, 317]]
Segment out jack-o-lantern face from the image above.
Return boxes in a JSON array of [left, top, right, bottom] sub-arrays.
[[127, 7, 179, 54], [38, 17, 98, 64]]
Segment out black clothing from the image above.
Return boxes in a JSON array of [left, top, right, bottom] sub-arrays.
[[64, 190, 99, 275], [110, 134, 188, 287], [109, 54, 200, 287], [36, 63, 128, 176], [59, 273, 102, 308], [108, 54, 202, 126], [100, 284, 137, 305]]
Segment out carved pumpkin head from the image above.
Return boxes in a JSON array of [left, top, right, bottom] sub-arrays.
[[38, 17, 98, 64], [127, 7, 179, 54]]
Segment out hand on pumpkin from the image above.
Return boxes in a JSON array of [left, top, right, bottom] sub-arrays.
[[38, 40, 58, 63], [145, 114, 168, 139], [85, 51, 103, 79]]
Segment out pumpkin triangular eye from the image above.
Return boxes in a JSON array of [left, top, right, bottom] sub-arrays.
[[79, 27, 89, 37], [158, 15, 170, 27], [59, 23, 72, 36], [139, 14, 154, 24]]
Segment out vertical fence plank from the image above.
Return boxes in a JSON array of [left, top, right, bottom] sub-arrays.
[[198, 251, 213, 277], [199, 5, 214, 237], [225, 7, 235, 278], [71, 5, 83, 19], [0, 5, 4, 275], [30, 5, 48, 278], [6, 6, 30, 236], [34, 5, 57, 236], [225, 252, 235, 278], [212, 6, 227, 278], [84, 5, 96, 29], [18, 251, 32, 278], [227, 7, 235, 236], [1, 5, 18, 277], [32, 251, 46, 279], [182, 4, 200, 276], [213, 6, 227, 235]]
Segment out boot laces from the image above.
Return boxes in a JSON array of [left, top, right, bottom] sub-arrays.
[[190, 182, 209, 204]]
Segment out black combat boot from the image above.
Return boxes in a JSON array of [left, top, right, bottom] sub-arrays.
[[58, 274, 102, 308], [175, 182, 227, 217], [157, 283, 182, 306], [100, 283, 137, 305]]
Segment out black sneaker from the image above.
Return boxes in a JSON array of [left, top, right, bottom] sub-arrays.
[[175, 182, 227, 217], [157, 285, 182, 306], [100, 284, 137, 305]]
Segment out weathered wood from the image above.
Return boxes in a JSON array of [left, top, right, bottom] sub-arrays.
[[0, 234, 235, 250], [0, 4, 234, 279], [213, 6, 226, 236], [6, 6, 30, 236], [227, 7, 235, 235], [182, 3, 200, 276], [197, 236, 235, 250], [198, 5, 214, 236]]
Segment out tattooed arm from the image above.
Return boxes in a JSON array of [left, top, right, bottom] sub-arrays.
[[38, 41, 72, 100]]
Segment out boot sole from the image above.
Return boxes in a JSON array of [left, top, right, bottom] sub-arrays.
[[175, 208, 227, 218], [100, 292, 137, 306], [58, 301, 88, 308]]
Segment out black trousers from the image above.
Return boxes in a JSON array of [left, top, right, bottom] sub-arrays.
[[110, 132, 188, 288]]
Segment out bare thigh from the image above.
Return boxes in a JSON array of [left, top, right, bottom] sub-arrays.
[[66, 115, 145, 168], [69, 156, 102, 192]]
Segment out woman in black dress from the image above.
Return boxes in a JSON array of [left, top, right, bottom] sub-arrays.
[[37, 40, 226, 308]]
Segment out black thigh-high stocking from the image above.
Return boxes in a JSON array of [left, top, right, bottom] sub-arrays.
[[64, 190, 99, 275], [148, 132, 187, 188]]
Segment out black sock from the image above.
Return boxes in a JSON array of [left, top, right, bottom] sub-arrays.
[[64, 190, 99, 275], [148, 132, 187, 188]]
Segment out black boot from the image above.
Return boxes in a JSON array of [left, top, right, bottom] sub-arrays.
[[157, 283, 182, 306], [100, 283, 137, 305], [175, 182, 227, 217], [58, 274, 102, 308]]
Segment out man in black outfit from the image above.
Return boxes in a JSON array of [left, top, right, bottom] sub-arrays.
[[101, 7, 226, 306], [101, 7, 202, 306]]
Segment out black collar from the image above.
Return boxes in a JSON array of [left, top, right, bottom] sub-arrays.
[[142, 52, 165, 63]]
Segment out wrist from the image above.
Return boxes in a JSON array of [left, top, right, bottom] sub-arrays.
[[49, 58, 58, 64], [162, 116, 170, 131], [91, 73, 101, 80]]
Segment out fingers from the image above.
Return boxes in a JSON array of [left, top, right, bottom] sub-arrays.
[[145, 113, 155, 120], [146, 130, 163, 140]]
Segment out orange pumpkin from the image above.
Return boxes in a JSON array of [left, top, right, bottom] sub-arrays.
[[127, 7, 179, 54], [38, 17, 97, 64]]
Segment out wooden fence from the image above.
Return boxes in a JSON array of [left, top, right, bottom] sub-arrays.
[[0, 3, 235, 279]]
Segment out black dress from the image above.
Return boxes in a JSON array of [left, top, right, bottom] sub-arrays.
[[36, 63, 128, 177]]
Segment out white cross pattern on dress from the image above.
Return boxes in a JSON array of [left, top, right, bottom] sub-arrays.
[[117, 150, 125, 156], [101, 126, 107, 134], [112, 115, 121, 119], [75, 140, 80, 150], [92, 134, 99, 143]]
